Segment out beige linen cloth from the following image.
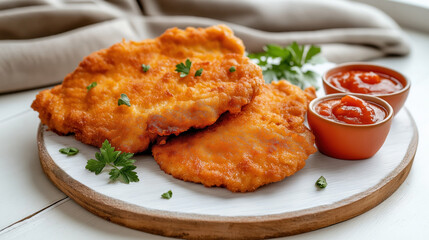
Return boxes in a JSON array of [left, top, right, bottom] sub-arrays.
[[0, 0, 409, 93]]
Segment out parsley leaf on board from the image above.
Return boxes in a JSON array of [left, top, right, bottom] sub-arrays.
[[161, 190, 173, 199], [85, 140, 139, 183], [141, 64, 150, 72], [86, 82, 97, 91], [315, 176, 327, 189], [247, 42, 324, 89], [59, 147, 79, 156], [195, 68, 203, 77], [229, 66, 236, 72], [118, 93, 131, 107], [175, 59, 192, 77]]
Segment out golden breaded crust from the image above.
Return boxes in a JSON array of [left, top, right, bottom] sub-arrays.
[[32, 25, 263, 153], [152, 81, 317, 192]]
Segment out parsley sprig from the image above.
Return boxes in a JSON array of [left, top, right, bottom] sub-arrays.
[[141, 64, 150, 72], [248, 42, 324, 89], [161, 190, 173, 199], [118, 93, 131, 107], [315, 176, 327, 189], [86, 82, 97, 91], [195, 68, 203, 77], [59, 147, 79, 156], [175, 59, 192, 77], [85, 140, 139, 184]]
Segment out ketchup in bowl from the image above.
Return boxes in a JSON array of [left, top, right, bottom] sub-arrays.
[[315, 95, 386, 125], [307, 93, 394, 160], [323, 63, 410, 115], [327, 71, 403, 95]]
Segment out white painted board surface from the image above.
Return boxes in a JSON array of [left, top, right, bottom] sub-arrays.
[[41, 108, 414, 218]]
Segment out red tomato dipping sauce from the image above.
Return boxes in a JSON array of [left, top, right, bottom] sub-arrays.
[[328, 71, 402, 95], [315, 95, 386, 124]]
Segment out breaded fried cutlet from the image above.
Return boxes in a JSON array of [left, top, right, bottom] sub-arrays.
[[152, 81, 317, 192], [32, 25, 263, 153]]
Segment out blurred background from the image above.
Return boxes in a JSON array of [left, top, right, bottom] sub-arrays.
[[0, 0, 423, 93]]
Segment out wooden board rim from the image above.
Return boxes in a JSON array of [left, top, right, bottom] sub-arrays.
[[37, 109, 418, 239]]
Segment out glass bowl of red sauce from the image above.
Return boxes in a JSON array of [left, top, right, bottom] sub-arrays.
[[307, 93, 393, 160], [323, 63, 410, 115]]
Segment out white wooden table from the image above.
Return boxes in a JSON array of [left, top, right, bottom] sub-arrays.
[[0, 29, 428, 240]]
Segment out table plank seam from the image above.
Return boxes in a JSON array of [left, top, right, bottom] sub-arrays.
[[0, 197, 69, 234], [0, 109, 31, 124]]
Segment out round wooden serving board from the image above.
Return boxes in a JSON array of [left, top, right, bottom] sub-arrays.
[[38, 109, 418, 240]]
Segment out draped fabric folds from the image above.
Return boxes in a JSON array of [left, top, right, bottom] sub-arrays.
[[0, 0, 409, 93]]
